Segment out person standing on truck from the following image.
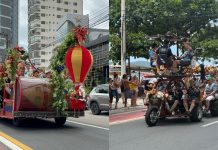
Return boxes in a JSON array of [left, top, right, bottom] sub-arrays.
[[156, 40, 174, 73]]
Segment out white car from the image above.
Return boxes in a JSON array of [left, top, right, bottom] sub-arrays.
[[88, 84, 109, 115]]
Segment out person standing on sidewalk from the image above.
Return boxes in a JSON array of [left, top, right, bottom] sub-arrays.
[[122, 74, 130, 107], [129, 75, 140, 107], [120, 75, 125, 104], [109, 73, 120, 109], [109, 78, 119, 109]]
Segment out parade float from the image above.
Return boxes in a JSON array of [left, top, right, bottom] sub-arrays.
[[0, 26, 93, 126], [144, 33, 218, 126]]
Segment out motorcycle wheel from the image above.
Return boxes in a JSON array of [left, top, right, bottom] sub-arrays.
[[145, 106, 159, 127]]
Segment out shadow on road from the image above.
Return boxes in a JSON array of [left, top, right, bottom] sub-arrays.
[[0, 118, 78, 130], [151, 117, 204, 127]]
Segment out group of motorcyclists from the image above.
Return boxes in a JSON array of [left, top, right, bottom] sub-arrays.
[[145, 74, 218, 116], [147, 39, 218, 115]]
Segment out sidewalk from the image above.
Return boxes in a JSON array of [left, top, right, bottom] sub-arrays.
[[110, 97, 146, 115]]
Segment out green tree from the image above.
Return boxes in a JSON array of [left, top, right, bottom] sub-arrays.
[[109, 0, 218, 63], [192, 25, 218, 59]]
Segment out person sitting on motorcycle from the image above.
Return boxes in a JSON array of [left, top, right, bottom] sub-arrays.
[[173, 42, 193, 72], [203, 76, 217, 114], [156, 40, 174, 72], [168, 84, 183, 113], [183, 79, 200, 114]]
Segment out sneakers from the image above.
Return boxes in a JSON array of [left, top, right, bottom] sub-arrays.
[[205, 109, 210, 115]]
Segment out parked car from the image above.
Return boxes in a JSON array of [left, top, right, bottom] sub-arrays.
[[88, 84, 109, 115]]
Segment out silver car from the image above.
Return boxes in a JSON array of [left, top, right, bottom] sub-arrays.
[[88, 84, 109, 115]]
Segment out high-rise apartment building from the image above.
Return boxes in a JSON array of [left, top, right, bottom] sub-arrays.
[[28, 0, 83, 66], [0, 0, 18, 62]]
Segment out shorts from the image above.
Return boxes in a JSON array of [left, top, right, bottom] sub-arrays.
[[206, 95, 215, 101], [109, 90, 119, 103], [129, 90, 137, 97]]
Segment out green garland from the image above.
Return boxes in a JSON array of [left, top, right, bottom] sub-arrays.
[[5, 48, 20, 81], [50, 32, 76, 114]]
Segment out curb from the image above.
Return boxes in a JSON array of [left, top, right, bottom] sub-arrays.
[[109, 105, 146, 115]]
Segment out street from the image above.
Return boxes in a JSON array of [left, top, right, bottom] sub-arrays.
[[110, 111, 218, 150], [0, 110, 109, 150]]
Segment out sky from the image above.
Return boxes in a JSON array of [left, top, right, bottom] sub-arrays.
[[18, 0, 109, 49]]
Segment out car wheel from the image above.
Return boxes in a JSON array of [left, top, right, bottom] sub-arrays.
[[13, 118, 24, 127], [190, 105, 203, 122], [90, 102, 101, 115], [145, 106, 159, 127], [55, 117, 67, 127]]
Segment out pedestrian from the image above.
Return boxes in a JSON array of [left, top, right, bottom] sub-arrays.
[[129, 75, 140, 107], [122, 74, 130, 107], [120, 75, 125, 104], [109, 77, 120, 109]]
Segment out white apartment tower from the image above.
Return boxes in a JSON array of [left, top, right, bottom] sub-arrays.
[[28, 0, 83, 66]]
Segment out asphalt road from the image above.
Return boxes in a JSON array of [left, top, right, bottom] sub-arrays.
[[0, 110, 109, 150], [110, 116, 218, 150]]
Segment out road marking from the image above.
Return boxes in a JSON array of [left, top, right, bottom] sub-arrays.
[[0, 132, 33, 150], [66, 120, 109, 131], [110, 116, 144, 125], [202, 121, 218, 127]]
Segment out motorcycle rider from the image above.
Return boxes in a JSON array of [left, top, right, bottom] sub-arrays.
[[167, 83, 183, 113], [183, 79, 200, 114], [203, 76, 217, 114], [173, 42, 193, 72], [156, 40, 174, 73]]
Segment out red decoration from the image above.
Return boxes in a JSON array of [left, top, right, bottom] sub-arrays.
[[14, 45, 24, 53], [70, 99, 86, 110], [65, 45, 93, 83], [73, 26, 88, 43]]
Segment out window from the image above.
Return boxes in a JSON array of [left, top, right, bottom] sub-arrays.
[[41, 51, 45, 55], [57, 15, 62, 18], [64, 1, 68, 5], [41, 6, 48, 9], [41, 21, 45, 24], [41, 29, 45, 32], [64, 9, 68, 12], [41, 13, 45, 17], [73, 10, 77, 13], [57, 7, 61, 11], [95, 86, 109, 94], [73, 2, 77, 6], [57, 0, 61, 3], [41, 59, 45, 63]]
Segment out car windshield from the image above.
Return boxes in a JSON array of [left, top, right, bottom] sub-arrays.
[[95, 85, 109, 94]]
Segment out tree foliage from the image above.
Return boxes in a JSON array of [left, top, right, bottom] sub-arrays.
[[109, 0, 218, 63]]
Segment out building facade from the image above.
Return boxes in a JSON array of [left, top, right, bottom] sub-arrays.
[[28, 0, 83, 66], [0, 0, 18, 62], [39, 13, 89, 68], [85, 34, 109, 86]]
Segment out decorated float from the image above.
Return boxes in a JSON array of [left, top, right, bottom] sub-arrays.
[[0, 26, 93, 126]]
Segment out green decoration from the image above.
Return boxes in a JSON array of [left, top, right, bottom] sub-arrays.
[[50, 32, 76, 114]]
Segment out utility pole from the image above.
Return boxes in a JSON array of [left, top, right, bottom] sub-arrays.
[[121, 0, 126, 76]]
